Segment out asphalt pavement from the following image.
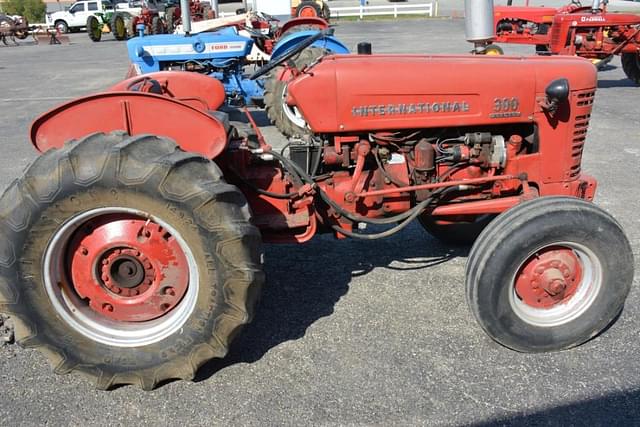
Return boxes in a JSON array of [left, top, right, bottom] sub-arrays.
[[1, 17, 640, 426]]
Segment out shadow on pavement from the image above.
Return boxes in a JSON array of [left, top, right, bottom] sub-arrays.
[[472, 388, 640, 426], [598, 79, 638, 89], [195, 224, 467, 382]]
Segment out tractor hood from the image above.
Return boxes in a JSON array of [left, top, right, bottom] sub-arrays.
[[286, 54, 597, 133]]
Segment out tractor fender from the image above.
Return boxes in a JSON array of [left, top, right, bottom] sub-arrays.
[[108, 70, 227, 111], [30, 91, 228, 159], [271, 30, 349, 59], [279, 17, 328, 35]]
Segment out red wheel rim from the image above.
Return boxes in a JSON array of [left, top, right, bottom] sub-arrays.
[[299, 6, 318, 17], [67, 214, 190, 322], [514, 246, 583, 309]]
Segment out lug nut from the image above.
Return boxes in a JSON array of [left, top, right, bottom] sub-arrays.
[[163, 287, 176, 297], [80, 247, 88, 256], [102, 303, 114, 312]]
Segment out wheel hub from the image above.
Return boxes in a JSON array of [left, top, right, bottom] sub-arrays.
[[101, 249, 154, 295], [67, 215, 190, 322], [514, 247, 583, 308]]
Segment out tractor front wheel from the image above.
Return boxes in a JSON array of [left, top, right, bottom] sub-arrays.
[[465, 197, 633, 352], [264, 47, 329, 137], [621, 52, 640, 84], [86, 15, 102, 42], [0, 132, 264, 389]]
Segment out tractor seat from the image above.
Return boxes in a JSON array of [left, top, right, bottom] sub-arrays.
[[208, 110, 231, 135]]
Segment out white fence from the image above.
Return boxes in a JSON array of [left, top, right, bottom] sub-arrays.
[[219, 2, 439, 19], [330, 2, 438, 19]]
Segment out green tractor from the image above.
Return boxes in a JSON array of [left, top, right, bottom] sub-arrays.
[[87, 11, 131, 42]]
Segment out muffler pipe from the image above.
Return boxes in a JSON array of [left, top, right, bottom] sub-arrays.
[[464, 0, 495, 52], [180, 0, 191, 35], [592, 0, 602, 13]]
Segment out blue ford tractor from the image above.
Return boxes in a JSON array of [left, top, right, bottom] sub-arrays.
[[126, 11, 349, 135]]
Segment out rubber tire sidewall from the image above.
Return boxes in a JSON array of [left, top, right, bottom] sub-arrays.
[[264, 47, 329, 137], [111, 13, 128, 40], [466, 197, 634, 353], [87, 16, 102, 42], [621, 52, 640, 84], [296, 2, 322, 18], [0, 133, 264, 388]]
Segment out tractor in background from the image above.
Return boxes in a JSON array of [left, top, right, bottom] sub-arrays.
[[487, 0, 640, 79], [126, 11, 349, 134], [165, 0, 216, 33], [292, 0, 331, 19], [86, 10, 130, 41]]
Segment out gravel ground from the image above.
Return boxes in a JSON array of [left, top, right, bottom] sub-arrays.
[[0, 17, 639, 426]]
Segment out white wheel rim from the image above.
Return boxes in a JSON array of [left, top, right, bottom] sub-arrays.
[[509, 242, 602, 328], [281, 85, 309, 130], [43, 207, 199, 348]]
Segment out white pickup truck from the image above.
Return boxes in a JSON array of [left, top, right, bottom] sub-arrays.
[[46, 0, 166, 33], [46, 1, 114, 33]]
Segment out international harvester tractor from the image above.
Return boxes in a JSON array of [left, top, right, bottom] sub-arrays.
[[487, 0, 640, 79], [0, 1, 633, 390]]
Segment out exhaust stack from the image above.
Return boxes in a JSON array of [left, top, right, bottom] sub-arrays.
[[592, 0, 602, 13], [464, 0, 495, 52], [180, 0, 191, 34]]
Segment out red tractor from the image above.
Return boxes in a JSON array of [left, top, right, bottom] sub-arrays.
[[490, 0, 640, 79], [131, 8, 165, 35], [0, 29, 634, 389], [165, 0, 216, 33]]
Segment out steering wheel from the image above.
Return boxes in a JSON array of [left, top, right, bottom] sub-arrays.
[[249, 28, 332, 80]]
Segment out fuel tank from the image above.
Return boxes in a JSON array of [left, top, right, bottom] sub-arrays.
[[286, 54, 596, 133]]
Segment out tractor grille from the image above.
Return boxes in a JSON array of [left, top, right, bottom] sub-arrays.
[[569, 89, 596, 178], [550, 25, 561, 47], [570, 113, 590, 178], [576, 90, 595, 107]]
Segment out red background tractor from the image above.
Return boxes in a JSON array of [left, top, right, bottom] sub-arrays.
[[492, 0, 640, 79]]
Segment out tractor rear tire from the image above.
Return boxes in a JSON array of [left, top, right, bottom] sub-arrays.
[[264, 47, 329, 137], [465, 197, 633, 353], [296, 1, 323, 18], [151, 16, 163, 35], [86, 15, 102, 42], [0, 132, 264, 390], [111, 13, 128, 40], [280, 24, 326, 39], [621, 52, 640, 84], [419, 214, 496, 246]]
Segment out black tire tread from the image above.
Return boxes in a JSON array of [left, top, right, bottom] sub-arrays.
[[621, 52, 640, 84], [0, 132, 264, 390], [464, 196, 633, 352], [263, 47, 329, 137]]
